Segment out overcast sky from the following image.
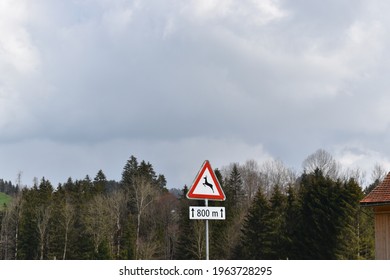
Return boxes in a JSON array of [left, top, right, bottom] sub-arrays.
[[1, 0, 390, 188]]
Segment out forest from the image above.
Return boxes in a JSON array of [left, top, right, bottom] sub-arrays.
[[0, 149, 380, 260]]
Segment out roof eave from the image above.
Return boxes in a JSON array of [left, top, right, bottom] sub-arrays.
[[360, 201, 390, 207]]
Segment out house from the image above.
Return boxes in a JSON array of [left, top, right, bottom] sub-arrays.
[[360, 172, 390, 259]]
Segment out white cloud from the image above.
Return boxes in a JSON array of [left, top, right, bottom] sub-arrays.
[[102, 7, 133, 35], [250, 0, 288, 24], [183, 0, 287, 26], [0, 0, 40, 73], [0, 0, 47, 136], [304, 20, 384, 85], [333, 143, 390, 180]]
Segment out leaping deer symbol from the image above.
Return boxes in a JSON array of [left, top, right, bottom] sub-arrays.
[[203, 176, 214, 193]]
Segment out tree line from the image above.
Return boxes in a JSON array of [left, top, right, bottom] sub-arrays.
[[0, 150, 379, 259]]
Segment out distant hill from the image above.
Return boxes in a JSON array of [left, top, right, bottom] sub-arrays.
[[0, 192, 12, 210]]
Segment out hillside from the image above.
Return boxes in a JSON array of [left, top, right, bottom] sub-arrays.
[[0, 192, 12, 210]]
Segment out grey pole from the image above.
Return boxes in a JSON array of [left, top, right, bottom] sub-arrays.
[[205, 199, 209, 260]]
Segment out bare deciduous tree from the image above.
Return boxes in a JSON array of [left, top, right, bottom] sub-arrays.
[[84, 194, 110, 256], [190, 220, 205, 260], [260, 159, 296, 196], [239, 160, 262, 205], [0, 191, 23, 260], [341, 167, 366, 186], [106, 189, 128, 259], [130, 175, 156, 259], [302, 149, 340, 179], [370, 163, 387, 184], [36, 205, 52, 260], [138, 231, 159, 259], [151, 193, 179, 259], [61, 199, 75, 260]]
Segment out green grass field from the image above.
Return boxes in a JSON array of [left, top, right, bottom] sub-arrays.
[[0, 192, 12, 210]]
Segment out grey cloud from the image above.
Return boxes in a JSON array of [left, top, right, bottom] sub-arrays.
[[2, 0, 390, 186]]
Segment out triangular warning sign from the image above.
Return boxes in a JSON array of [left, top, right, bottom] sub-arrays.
[[187, 160, 225, 201]]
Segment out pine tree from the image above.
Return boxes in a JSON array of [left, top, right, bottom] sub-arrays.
[[267, 185, 288, 259], [225, 164, 244, 210], [121, 156, 138, 188], [176, 186, 197, 259], [70, 179, 95, 259], [18, 178, 54, 259], [18, 187, 40, 259], [211, 166, 244, 259], [297, 170, 342, 259], [119, 213, 136, 259], [357, 207, 375, 259], [284, 184, 300, 259], [93, 170, 107, 194], [239, 188, 272, 259], [335, 178, 365, 259]]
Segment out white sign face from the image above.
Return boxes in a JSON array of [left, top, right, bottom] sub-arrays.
[[191, 167, 215, 196], [189, 206, 226, 220]]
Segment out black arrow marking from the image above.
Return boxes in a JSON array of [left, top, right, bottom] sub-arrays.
[[191, 208, 195, 218], [220, 208, 224, 218]]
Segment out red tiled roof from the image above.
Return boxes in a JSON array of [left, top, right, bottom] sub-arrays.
[[361, 172, 390, 205]]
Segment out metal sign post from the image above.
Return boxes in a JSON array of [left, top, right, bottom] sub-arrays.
[[205, 199, 209, 260], [187, 160, 226, 260]]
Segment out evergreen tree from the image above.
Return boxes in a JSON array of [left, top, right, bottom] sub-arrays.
[[239, 188, 272, 259], [284, 184, 300, 259], [225, 164, 244, 209], [69, 179, 95, 259], [357, 207, 375, 259], [93, 170, 107, 194], [267, 185, 288, 259], [121, 156, 138, 188], [36, 178, 54, 260], [211, 166, 244, 259], [297, 170, 344, 259], [297, 170, 331, 259], [119, 213, 136, 259], [176, 186, 197, 259], [18, 187, 40, 259], [335, 179, 365, 259], [18, 178, 54, 259]]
